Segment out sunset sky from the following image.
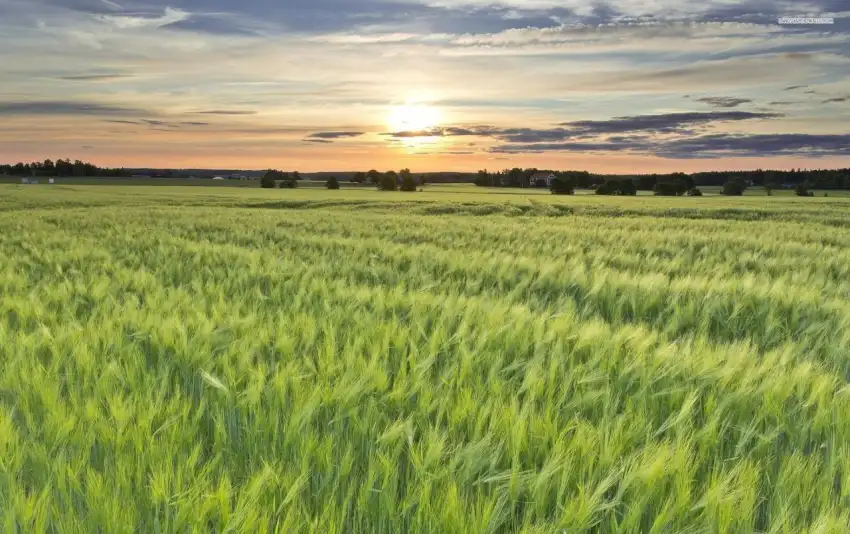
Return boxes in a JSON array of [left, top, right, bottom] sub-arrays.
[[1, 0, 849, 172]]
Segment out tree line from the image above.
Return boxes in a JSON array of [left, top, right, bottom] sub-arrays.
[[476, 167, 850, 190], [0, 159, 129, 177], [260, 170, 302, 189], [346, 169, 423, 191], [350, 169, 424, 191]]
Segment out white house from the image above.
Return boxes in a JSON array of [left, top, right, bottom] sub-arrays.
[[530, 172, 556, 187]]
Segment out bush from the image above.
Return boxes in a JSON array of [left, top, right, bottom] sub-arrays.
[[596, 180, 635, 195], [326, 176, 340, 190], [595, 182, 614, 195], [400, 174, 417, 192], [379, 174, 397, 191], [550, 176, 575, 195], [654, 180, 688, 196], [687, 188, 703, 196], [721, 180, 746, 196], [260, 170, 277, 189], [280, 177, 297, 189], [619, 180, 637, 196], [796, 184, 811, 197]]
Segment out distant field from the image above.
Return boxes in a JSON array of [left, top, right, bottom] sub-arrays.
[[2, 185, 850, 532]]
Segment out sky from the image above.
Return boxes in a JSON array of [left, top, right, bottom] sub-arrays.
[[1, 0, 849, 173]]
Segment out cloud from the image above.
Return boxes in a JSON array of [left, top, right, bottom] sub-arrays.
[[306, 131, 365, 139], [562, 111, 782, 135], [657, 133, 850, 158], [694, 96, 753, 108], [768, 101, 796, 105], [58, 73, 133, 81], [823, 96, 849, 103], [142, 119, 174, 127], [384, 112, 782, 145], [491, 133, 850, 158], [192, 110, 258, 115], [0, 101, 146, 116], [304, 138, 333, 144], [95, 6, 189, 29], [784, 85, 808, 91], [181, 121, 210, 126]]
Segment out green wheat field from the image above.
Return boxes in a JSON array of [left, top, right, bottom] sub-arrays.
[[2, 184, 850, 533]]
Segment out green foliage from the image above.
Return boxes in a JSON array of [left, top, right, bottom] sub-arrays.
[[721, 180, 747, 196], [260, 170, 277, 189], [687, 188, 703, 196], [3, 185, 850, 532], [654, 180, 688, 196], [367, 170, 381, 184], [399, 169, 417, 192], [597, 180, 636, 196], [327, 176, 340, 190], [796, 184, 814, 197], [380, 171, 398, 191], [550, 175, 575, 195]]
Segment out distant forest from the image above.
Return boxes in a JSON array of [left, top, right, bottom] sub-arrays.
[[0, 159, 130, 178], [475, 168, 850, 190], [3, 159, 850, 189]]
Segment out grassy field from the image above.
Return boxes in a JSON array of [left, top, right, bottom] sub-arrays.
[[2, 184, 850, 532]]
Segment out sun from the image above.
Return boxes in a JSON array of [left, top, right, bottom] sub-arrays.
[[387, 103, 442, 133]]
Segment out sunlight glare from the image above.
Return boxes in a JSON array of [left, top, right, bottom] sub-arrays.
[[386, 103, 442, 133]]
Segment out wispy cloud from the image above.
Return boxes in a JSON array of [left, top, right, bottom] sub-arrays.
[[193, 110, 258, 116], [0, 100, 146, 116], [306, 131, 365, 139], [58, 73, 133, 81], [694, 97, 753, 108], [95, 7, 189, 29], [492, 133, 850, 158]]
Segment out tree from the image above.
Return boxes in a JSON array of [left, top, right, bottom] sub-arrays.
[[280, 176, 297, 188], [636, 175, 658, 191], [400, 172, 417, 192], [795, 183, 811, 197], [653, 183, 677, 196], [367, 170, 381, 184], [327, 176, 340, 190], [379, 173, 397, 191], [619, 179, 637, 196], [721, 180, 747, 196], [292, 171, 301, 181], [550, 175, 574, 195], [260, 170, 277, 189], [352, 172, 366, 184], [419, 175, 426, 186], [687, 188, 703, 196]]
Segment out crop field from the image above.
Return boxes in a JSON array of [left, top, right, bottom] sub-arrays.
[[2, 184, 850, 532]]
